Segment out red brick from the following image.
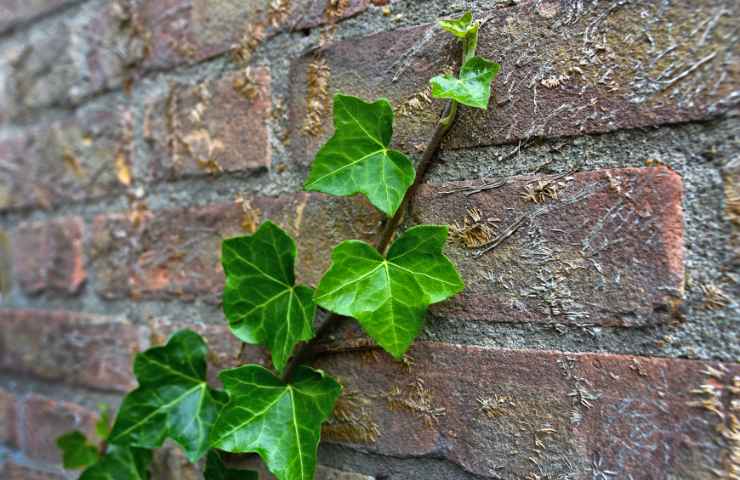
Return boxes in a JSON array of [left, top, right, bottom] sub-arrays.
[[0, 4, 146, 116], [314, 342, 740, 479], [289, 0, 738, 165], [0, 309, 147, 391], [20, 394, 98, 464], [91, 193, 382, 301], [0, 0, 75, 32], [137, 0, 368, 70], [0, 387, 18, 447], [1, 461, 66, 480], [413, 167, 685, 327], [12, 217, 86, 296], [0, 103, 131, 211], [142, 68, 271, 180]]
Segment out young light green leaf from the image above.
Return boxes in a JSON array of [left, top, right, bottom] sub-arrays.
[[108, 330, 226, 462], [314, 225, 464, 358], [57, 431, 99, 469], [210, 365, 342, 480], [430, 56, 501, 109], [79, 446, 152, 480], [438, 11, 475, 38], [222, 221, 316, 373], [304, 94, 415, 217], [95, 403, 112, 440], [205, 450, 258, 480]]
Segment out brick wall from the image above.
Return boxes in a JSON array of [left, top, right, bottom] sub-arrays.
[[0, 0, 738, 479]]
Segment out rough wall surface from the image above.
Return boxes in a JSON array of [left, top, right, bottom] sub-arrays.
[[0, 0, 738, 478]]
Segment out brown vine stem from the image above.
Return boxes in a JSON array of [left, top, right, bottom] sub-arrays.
[[280, 99, 458, 382], [281, 27, 476, 382]]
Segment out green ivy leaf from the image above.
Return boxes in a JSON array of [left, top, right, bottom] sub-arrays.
[[222, 221, 315, 373], [430, 56, 501, 109], [79, 445, 152, 480], [438, 11, 476, 38], [210, 365, 341, 480], [56, 431, 99, 469], [108, 330, 225, 462], [304, 94, 415, 217], [95, 403, 112, 440], [205, 450, 258, 480], [315, 225, 464, 358]]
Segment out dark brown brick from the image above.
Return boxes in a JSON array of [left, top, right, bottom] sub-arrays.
[[314, 342, 740, 479], [0, 387, 18, 447], [91, 193, 382, 301], [0, 309, 147, 391], [0, 0, 75, 33], [12, 217, 86, 296], [141, 68, 271, 180], [137, 0, 368, 70], [21, 394, 98, 464], [289, 0, 739, 165], [0, 103, 131, 211], [1, 461, 66, 480], [413, 167, 685, 327]]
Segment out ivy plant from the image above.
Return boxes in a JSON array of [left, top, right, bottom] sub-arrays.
[[58, 11, 499, 480]]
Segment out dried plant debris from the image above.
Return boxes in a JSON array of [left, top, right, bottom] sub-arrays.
[[388, 378, 445, 427], [323, 390, 380, 444], [267, 0, 291, 28], [520, 177, 565, 204], [231, 22, 265, 64], [477, 395, 514, 419], [303, 56, 331, 136], [232, 67, 260, 100], [397, 88, 433, 118], [235, 194, 261, 233], [450, 207, 497, 248], [701, 283, 731, 310], [688, 366, 739, 478]]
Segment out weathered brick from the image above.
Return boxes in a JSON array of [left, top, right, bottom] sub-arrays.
[[137, 0, 368, 70], [0, 0, 75, 33], [91, 193, 382, 301], [0, 461, 66, 480], [0, 2, 146, 115], [141, 68, 271, 180], [314, 342, 740, 479], [20, 394, 98, 464], [0, 103, 132, 211], [231, 456, 375, 480], [413, 167, 685, 327], [289, 0, 738, 165], [0, 387, 18, 447], [0, 309, 147, 391], [12, 217, 86, 296]]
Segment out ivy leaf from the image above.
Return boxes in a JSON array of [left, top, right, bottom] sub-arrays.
[[79, 446, 152, 480], [430, 56, 501, 109], [304, 94, 415, 217], [95, 403, 112, 440], [57, 431, 99, 469], [205, 450, 258, 480], [315, 225, 464, 358], [210, 365, 341, 480], [222, 221, 316, 374], [438, 11, 476, 38], [108, 330, 225, 462]]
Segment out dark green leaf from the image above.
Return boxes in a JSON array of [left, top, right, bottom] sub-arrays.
[[430, 56, 500, 109], [315, 225, 464, 358], [205, 450, 258, 480], [57, 431, 99, 469], [95, 403, 112, 440], [210, 365, 341, 480], [438, 11, 474, 38], [79, 446, 152, 480], [222, 221, 316, 373], [304, 94, 415, 216], [108, 330, 225, 462]]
